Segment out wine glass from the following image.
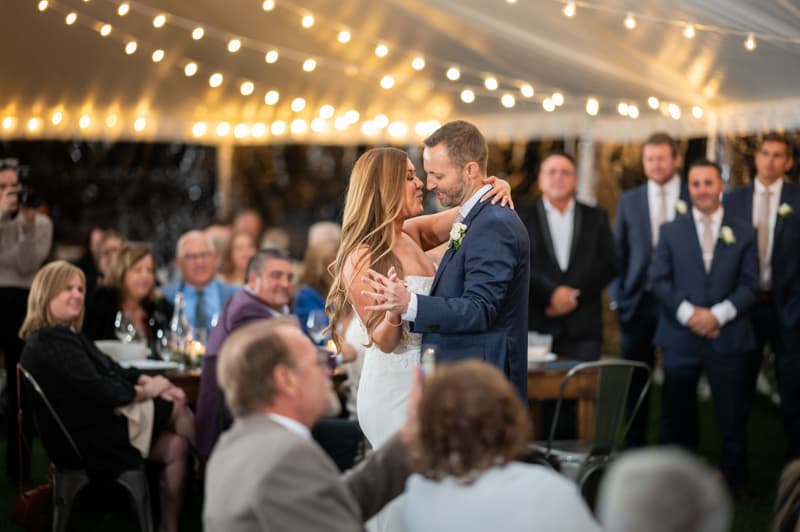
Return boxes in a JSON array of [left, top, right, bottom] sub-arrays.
[[306, 310, 330, 346], [114, 311, 137, 343]]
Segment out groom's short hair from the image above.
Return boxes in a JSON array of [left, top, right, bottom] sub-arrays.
[[425, 120, 488, 174]]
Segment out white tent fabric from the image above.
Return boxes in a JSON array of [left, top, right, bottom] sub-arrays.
[[2, 0, 799, 143]]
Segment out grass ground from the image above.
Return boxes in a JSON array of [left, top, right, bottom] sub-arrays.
[[0, 388, 785, 531]]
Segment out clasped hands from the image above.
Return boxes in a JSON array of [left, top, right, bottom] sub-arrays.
[[138, 374, 185, 402], [361, 267, 409, 318], [546, 286, 580, 317], [687, 307, 720, 338]]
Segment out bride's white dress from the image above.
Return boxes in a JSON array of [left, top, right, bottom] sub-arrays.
[[356, 275, 433, 532]]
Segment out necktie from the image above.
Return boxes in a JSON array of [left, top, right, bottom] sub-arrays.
[[757, 190, 771, 288], [702, 216, 714, 272], [195, 289, 207, 331], [653, 186, 668, 246]]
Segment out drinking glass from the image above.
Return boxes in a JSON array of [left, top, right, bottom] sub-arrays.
[[306, 310, 331, 345], [114, 311, 137, 343]]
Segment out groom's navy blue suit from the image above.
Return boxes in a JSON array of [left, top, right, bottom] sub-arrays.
[[411, 198, 531, 399], [650, 212, 758, 489]]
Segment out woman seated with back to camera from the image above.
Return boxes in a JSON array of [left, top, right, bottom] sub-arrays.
[[83, 243, 172, 348], [404, 360, 600, 532], [19, 261, 194, 532]]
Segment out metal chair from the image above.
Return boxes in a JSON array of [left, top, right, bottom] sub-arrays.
[[18, 363, 154, 532], [529, 359, 651, 508]]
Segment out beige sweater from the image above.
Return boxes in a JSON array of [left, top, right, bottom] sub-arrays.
[[0, 211, 52, 288]]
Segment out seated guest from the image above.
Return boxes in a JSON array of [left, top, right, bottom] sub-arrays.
[[294, 238, 338, 335], [84, 243, 173, 348], [260, 226, 290, 255], [204, 318, 413, 532], [307, 221, 341, 250], [217, 230, 256, 286], [597, 447, 731, 532], [233, 208, 263, 241], [96, 229, 125, 284], [774, 459, 800, 532], [162, 230, 238, 334], [404, 360, 600, 532], [19, 261, 195, 532]]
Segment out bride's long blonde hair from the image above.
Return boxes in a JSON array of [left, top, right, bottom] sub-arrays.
[[327, 147, 408, 350]]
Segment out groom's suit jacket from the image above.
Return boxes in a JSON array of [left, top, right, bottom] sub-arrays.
[[412, 199, 530, 398], [650, 212, 758, 354]]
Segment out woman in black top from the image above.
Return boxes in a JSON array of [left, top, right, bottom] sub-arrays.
[[20, 261, 194, 532]]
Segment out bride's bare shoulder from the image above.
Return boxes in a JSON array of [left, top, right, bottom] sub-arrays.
[[342, 245, 371, 280]]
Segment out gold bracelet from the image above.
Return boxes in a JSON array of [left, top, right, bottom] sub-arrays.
[[385, 313, 403, 327]]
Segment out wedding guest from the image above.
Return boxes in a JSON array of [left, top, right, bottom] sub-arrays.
[[597, 447, 731, 532], [96, 229, 125, 282], [307, 221, 341, 250], [260, 226, 291, 255], [233, 208, 263, 241], [0, 157, 52, 482], [217, 230, 257, 286], [404, 360, 599, 532], [84, 243, 173, 348], [294, 238, 339, 335], [20, 261, 194, 532]]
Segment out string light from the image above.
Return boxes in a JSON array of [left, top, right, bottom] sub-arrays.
[[373, 114, 389, 129], [1, 117, 15, 130], [683, 23, 696, 39], [117, 3, 130, 16], [380, 75, 395, 89], [334, 116, 350, 130], [585, 97, 599, 116], [265, 50, 279, 63], [337, 30, 351, 43], [628, 104, 639, 119], [51, 111, 63, 126], [624, 12, 637, 30], [668, 103, 681, 119], [264, 90, 280, 105], [134, 117, 147, 131], [446, 67, 461, 81], [310, 118, 327, 133], [209, 72, 223, 87], [617, 102, 629, 116], [375, 44, 389, 57], [345, 110, 360, 124], [562, 1, 576, 18], [552, 92, 564, 106], [106, 114, 118, 128], [65, 12, 77, 25], [184, 62, 198, 76], [192, 121, 207, 137], [361, 121, 378, 136], [216, 122, 231, 137], [262, 0, 275, 11], [692, 106, 704, 119], [252, 123, 267, 138], [227, 39, 241, 53], [37, 1, 48, 12], [152, 14, 166, 29], [271, 120, 287, 135], [319, 105, 335, 119], [27, 118, 42, 133], [484, 77, 498, 91], [543, 99, 556, 112], [234, 123, 249, 139], [290, 119, 308, 134], [79, 115, 91, 129], [291, 97, 306, 112], [500, 93, 515, 108], [192, 27, 205, 40], [240, 81, 255, 96], [99, 24, 112, 37], [460, 89, 475, 103], [302, 59, 317, 72], [647, 96, 660, 109], [124, 41, 137, 55], [520, 84, 534, 98], [301, 13, 315, 29], [745, 32, 757, 51], [411, 56, 426, 70], [387, 121, 408, 138], [151, 49, 164, 62]]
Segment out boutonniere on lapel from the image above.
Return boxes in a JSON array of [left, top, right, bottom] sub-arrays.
[[719, 226, 736, 245], [779, 203, 794, 219], [449, 222, 468, 250], [675, 200, 688, 216]]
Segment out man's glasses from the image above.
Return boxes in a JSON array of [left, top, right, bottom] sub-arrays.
[[0, 158, 19, 171], [181, 251, 214, 261]]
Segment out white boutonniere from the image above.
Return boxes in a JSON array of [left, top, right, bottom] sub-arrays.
[[449, 222, 467, 250], [675, 200, 688, 216], [779, 203, 794, 219], [719, 226, 736, 245]]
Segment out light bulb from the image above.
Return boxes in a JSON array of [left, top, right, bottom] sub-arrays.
[[501, 94, 515, 108], [543, 99, 556, 112], [152, 14, 166, 28], [586, 97, 599, 116], [412, 56, 426, 70], [240, 81, 255, 96], [647, 96, 660, 109], [151, 49, 164, 63], [628, 104, 640, 119], [65, 12, 77, 25], [265, 50, 279, 63], [552, 92, 564, 106], [271, 121, 286, 135], [683, 23, 696, 39], [99, 24, 112, 37], [375, 44, 389, 57], [209, 73, 224, 88], [124, 41, 137, 55], [192, 27, 204, 40], [338, 30, 351, 43], [319, 105, 335, 119], [192, 122, 207, 137], [303, 59, 317, 72], [744, 32, 756, 51], [118, 3, 129, 16], [624, 12, 637, 30], [227, 39, 241, 53], [184, 62, 198, 76], [520, 84, 534, 98], [373, 114, 389, 129], [617, 102, 629, 116], [380, 75, 395, 89], [692, 106, 703, 119], [290, 119, 308, 134], [216, 122, 231, 137], [484, 77, 498, 91], [134, 117, 146, 132], [301, 14, 314, 29], [446, 67, 461, 81], [264, 91, 280, 105], [291, 98, 306, 112], [262, 0, 275, 11], [38, 1, 48, 12], [562, 1, 576, 18], [460, 89, 475, 103]]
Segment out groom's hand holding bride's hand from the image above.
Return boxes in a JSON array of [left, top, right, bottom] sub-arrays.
[[362, 266, 411, 315], [481, 176, 515, 209]]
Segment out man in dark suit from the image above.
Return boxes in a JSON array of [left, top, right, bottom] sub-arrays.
[[365, 120, 530, 399], [610, 132, 690, 447], [204, 318, 414, 532], [650, 159, 758, 495], [523, 152, 617, 360], [723, 133, 800, 460]]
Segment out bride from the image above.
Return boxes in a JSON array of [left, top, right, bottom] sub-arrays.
[[327, 147, 509, 530]]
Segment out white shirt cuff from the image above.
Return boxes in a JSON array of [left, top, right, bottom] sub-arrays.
[[402, 292, 418, 322], [710, 300, 737, 328], [676, 300, 695, 326]]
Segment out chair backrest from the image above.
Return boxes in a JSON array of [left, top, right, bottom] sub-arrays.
[[546, 359, 651, 455], [17, 363, 84, 465]]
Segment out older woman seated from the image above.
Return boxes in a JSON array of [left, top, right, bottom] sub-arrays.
[[404, 360, 600, 532], [19, 261, 194, 532]]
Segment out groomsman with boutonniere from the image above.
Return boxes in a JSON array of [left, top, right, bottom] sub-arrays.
[[609, 132, 691, 447], [650, 158, 758, 499], [723, 133, 800, 462]]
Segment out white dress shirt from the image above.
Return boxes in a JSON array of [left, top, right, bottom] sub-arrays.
[[752, 178, 783, 288], [647, 174, 682, 246], [542, 197, 575, 272], [675, 206, 737, 328], [403, 184, 492, 322], [268, 413, 311, 440]]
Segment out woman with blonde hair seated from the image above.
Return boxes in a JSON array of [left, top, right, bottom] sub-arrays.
[[404, 360, 600, 532], [19, 261, 195, 532]]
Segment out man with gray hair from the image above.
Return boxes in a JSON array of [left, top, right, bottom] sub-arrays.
[[597, 447, 731, 532], [162, 229, 239, 333], [203, 318, 415, 532], [307, 221, 341, 249]]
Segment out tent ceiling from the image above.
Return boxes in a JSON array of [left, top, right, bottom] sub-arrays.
[[2, 0, 800, 143]]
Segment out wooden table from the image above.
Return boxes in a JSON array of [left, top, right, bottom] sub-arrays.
[[527, 362, 598, 441]]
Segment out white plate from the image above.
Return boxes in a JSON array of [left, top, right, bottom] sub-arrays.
[[119, 360, 183, 371], [95, 340, 149, 362], [527, 352, 557, 366]]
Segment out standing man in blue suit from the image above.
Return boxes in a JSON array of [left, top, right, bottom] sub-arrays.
[[723, 133, 800, 460], [610, 132, 691, 447], [651, 159, 758, 495], [366, 121, 531, 399]]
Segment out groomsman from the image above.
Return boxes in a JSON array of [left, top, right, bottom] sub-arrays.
[[523, 152, 617, 360], [610, 132, 690, 447], [650, 159, 758, 496], [723, 133, 800, 460]]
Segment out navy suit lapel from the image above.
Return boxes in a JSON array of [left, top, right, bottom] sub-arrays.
[[567, 202, 582, 268], [774, 183, 791, 243], [430, 198, 491, 293], [534, 200, 559, 267], [637, 186, 652, 248], [685, 216, 708, 274], [679, 181, 691, 203]]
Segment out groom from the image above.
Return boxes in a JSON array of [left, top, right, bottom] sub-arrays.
[[368, 120, 530, 398]]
